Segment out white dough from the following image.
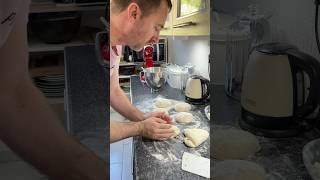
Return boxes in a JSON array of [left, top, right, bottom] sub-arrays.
[[153, 108, 169, 115], [184, 128, 209, 148], [175, 112, 193, 124], [213, 160, 267, 180], [155, 98, 172, 108], [174, 102, 191, 112], [213, 129, 261, 160], [170, 125, 180, 138]]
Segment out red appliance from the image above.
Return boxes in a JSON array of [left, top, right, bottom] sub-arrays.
[[143, 45, 154, 68], [140, 45, 154, 82]]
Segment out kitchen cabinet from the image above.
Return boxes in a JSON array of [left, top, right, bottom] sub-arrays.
[[172, 0, 210, 36], [28, 1, 105, 121]]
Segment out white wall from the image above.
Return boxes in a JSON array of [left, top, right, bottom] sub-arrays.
[[212, 0, 320, 61], [168, 36, 210, 79], [258, 0, 320, 60]]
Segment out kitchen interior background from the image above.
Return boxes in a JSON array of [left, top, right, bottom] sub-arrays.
[[214, 0, 320, 60]]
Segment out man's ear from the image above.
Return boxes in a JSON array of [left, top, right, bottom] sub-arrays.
[[127, 3, 142, 22]]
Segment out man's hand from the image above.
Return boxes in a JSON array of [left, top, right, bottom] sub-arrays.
[[143, 111, 172, 124], [138, 117, 174, 141]]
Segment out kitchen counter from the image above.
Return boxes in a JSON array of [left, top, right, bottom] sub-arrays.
[[131, 76, 210, 180], [64, 45, 108, 161], [212, 85, 319, 180]]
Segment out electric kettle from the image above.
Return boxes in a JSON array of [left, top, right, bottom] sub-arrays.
[[185, 75, 210, 104], [240, 42, 320, 137]]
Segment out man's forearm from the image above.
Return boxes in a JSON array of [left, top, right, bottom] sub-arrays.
[[110, 86, 144, 121], [110, 121, 141, 143], [0, 81, 106, 180]]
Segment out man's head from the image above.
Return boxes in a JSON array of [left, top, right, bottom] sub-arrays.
[[110, 0, 172, 51]]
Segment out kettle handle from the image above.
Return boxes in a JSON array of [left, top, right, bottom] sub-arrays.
[[200, 78, 210, 100], [287, 49, 320, 117]]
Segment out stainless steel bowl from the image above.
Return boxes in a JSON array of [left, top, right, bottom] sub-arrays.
[[143, 67, 166, 91]]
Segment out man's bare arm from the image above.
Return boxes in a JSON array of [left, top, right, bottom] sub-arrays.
[[110, 118, 174, 143], [0, 9, 105, 180]]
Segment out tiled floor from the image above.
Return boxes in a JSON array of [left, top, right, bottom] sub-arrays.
[[0, 141, 47, 180], [110, 136, 134, 180]]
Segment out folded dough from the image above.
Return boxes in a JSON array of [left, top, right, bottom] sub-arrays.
[[174, 102, 191, 112], [213, 160, 267, 180], [213, 129, 260, 160], [170, 125, 180, 138], [184, 128, 209, 148], [155, 98, 172, 108], [153, 108, 169, 115], [175, 112, 193, 124]]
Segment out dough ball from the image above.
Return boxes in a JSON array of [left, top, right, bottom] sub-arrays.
[[155, 98, 172, 108], [184, 128, 209, 148], [213, 129, 260, 160], [213, 160, 267, 180], [175, 112, 193, 124], [174, 102, 191, 112], [153, 108, 169, 115], [170, 125, 180, 138]]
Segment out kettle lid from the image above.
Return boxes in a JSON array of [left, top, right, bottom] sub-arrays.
[[255, 42, 297, 55]]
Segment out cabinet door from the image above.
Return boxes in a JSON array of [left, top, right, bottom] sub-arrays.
[[172, 0, 210, 36]]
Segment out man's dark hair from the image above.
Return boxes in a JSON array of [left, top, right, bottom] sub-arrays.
[[112, 0, 172, 16]]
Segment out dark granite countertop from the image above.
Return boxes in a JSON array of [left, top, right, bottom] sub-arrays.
[[131, 76, 210, 180], [64, 45, 108, 161], [212, 85, 320, 180]]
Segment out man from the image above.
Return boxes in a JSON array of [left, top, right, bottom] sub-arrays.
[[0, 0, 105, 179], [109, 0, 174, 143]]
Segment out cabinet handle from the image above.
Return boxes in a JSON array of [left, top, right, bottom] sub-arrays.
[[173, 21, 197, 28]]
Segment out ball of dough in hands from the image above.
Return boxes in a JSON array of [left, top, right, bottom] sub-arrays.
[[213, 160, 267, 180], [153, 108, 169, 115], [170, 125, 180, 138], [213, 129, 261, 160], [184, 128, 209, 148], [175, 112, 193, 124], [174, 102, 191, 112], [155, 98, 172, 108]]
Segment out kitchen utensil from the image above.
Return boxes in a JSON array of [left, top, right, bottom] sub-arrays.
[[29, 12, 81, 44], [240, 42, 320, 137], [142, 67, 166, 92], [210, 12, 251, 101], [181, 152, 210, 178], [303, 138, 320, 180], [185, 75, 210, 104], [166, 64, 189, 90], [205, 105, 210, 120]]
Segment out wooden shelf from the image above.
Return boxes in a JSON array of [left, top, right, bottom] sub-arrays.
[[28, 36, 93, 53], [119, 75, 131, 79], [30, 2, 106, 13], [48, 97, 64, 105], [29, 66, 64, 77]]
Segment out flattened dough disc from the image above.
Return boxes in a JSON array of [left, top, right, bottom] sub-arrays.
[[184, 129, 209, 148]]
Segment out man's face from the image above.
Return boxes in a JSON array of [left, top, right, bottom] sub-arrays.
[[125, 1, 169, 51]]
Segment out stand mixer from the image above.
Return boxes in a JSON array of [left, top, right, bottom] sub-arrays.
[[140, 45, 166, 92]]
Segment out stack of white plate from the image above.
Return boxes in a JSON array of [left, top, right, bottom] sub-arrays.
[[33, 74, 65, 98]]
